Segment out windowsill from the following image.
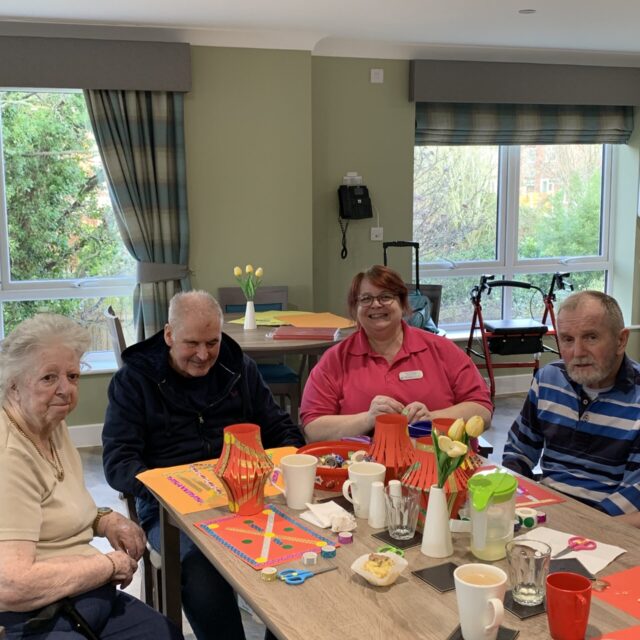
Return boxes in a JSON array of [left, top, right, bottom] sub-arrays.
[[82, 350, 118, 375]]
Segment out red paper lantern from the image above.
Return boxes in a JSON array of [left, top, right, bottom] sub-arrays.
[[369, 413, 416, 482]]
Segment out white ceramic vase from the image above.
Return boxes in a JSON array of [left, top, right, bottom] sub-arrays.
[[420, 484, 453, 558], [243, 300, 257, 330]]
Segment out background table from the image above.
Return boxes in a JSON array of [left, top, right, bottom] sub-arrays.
[[155, 485, 640, 639]]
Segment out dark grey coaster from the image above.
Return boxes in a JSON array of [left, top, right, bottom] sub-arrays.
[[504, 590, 546, 619], [412, 562, 458, 592], [549, 557, 594, 580], [446, 626, 519, 640], [371, 529, 421, 549]]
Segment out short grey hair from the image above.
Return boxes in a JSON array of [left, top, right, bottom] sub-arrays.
[[167, 290, 223, 330], [557, 290, 625, 334], [0, 314, 91, 403]]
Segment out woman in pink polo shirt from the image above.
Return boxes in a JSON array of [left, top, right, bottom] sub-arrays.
[[300, 265, 492, 442]]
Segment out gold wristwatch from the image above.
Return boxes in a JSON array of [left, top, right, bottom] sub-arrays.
[[93, 507, 113, 534]]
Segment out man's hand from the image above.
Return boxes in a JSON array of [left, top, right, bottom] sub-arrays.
[[101, 513, 147, 561], [367, 395, 405, 429]]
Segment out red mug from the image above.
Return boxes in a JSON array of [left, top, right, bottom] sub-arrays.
[[546, 572, 592, 640]]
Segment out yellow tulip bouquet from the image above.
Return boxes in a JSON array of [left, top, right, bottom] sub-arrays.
[[233, 264, 264, 300], [432, 416, 485, 489]]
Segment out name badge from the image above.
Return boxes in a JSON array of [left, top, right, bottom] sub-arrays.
[[399, 370, 423, 381]]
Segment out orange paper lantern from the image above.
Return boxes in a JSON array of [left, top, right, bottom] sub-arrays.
[[369, 413, 416, 482]]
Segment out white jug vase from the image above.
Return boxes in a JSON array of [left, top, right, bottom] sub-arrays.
[[244, 300, 257, 330], [420, 484, 453, 558]]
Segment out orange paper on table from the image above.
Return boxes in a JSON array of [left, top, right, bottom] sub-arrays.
[[596, 627, 640, 640], [275, 312, 355, 329], [593, 566, 640, 620], [137, 446, 296, 514]]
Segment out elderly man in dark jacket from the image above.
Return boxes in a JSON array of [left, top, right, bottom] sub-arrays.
[[102, 290, 304, 640]]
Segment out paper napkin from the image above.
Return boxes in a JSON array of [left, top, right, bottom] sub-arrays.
[[514, 526, 625, 575]]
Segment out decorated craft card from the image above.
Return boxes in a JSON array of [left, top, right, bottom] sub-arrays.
[[137, 446, 296, 514], [195, 505, 337, 570], [595, 627, 640, 640], [592, 565, 640, 620]]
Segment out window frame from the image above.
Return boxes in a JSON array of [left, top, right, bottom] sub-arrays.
[[0, 88, 135, 342], [415, 144, 613, 331]]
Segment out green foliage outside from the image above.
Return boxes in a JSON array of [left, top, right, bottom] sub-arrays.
[[0, 91, 134, 346], [413, 144, 606, 326]]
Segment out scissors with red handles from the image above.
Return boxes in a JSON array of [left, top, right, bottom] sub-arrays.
[[552, 536, 597, 559]]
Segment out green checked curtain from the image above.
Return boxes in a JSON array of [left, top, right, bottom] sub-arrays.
[[84, 90, 191, 340], [415, 103, 634, 145]]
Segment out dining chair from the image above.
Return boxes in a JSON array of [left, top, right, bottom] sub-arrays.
[[103, 305, 127, 368], [217, 286, 303, 423], [103, 305, 164, 611]]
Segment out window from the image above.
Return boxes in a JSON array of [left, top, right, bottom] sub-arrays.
[[0, 90, 135, 353], [413, 144, 610, 329]]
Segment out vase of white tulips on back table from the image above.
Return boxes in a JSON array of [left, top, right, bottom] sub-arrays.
[[233, 264, 263, 330], [420, 416, 485, 558]]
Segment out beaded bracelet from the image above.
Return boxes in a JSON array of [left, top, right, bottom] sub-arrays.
[[104, 554, 117, 580]]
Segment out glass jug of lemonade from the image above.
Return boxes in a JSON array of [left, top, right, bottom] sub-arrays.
[[468, 471, 517, 561]]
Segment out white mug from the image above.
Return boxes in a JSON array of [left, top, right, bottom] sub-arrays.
[[271, 454, 318, 510], [454, 563, 507, 640], [342, 461, 386, 519]]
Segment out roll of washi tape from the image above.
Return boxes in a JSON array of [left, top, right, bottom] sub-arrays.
[[302, 551, 318, 566], [337, 532, 353, 544], [516, 507, 537, 528], [261, 567, 277, 582], [513, 521, 522, 533], [321, 545, 337, 559], [536, 510, 547, 524]]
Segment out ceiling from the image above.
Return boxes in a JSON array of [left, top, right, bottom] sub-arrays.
[[2, 1, 640, 65]]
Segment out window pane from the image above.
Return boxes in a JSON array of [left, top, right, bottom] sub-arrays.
[[509, 271, 606, 320], [1, 91, 135, 282], [413, 146, 499, 264], [424, 275, 502, 325], [518, 145, 604, 260], [2, 296, 135, 352]]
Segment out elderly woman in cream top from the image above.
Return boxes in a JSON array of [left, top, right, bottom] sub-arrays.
[[0, 314, 181, 639]]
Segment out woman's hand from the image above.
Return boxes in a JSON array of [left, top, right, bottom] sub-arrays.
[[367, 395, 405, 428], [106, 551, 139, 589], [101, 512, 147, 561], [402, 401, 430, 424]]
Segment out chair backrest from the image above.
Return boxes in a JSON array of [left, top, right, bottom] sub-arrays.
[[104, 305, 127, 368], [419, 283, 443, 326], [217, 286, 289, 314]]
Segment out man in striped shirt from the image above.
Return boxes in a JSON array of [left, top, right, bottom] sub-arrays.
[[502, 291, 640, 527]]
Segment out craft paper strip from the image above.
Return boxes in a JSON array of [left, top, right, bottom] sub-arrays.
[[137, 446, 296, 514], [274, 312, 355, 329], [195, 504, 337, 569], [592, 566, 640, 620]]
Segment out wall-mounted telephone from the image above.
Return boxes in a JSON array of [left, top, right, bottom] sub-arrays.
[[338, 185, 373, 219]]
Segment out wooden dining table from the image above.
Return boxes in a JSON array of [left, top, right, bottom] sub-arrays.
[[222, 316, 351, 369], [153, 477, 640, 640]]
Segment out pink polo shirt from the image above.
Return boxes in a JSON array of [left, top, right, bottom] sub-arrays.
[[300, 322, 492, 428]]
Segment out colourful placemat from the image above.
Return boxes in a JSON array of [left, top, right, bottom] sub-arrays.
[[137, 446, 296, 514], [195, 504, 337, 569], [593, 565, 640, 620]]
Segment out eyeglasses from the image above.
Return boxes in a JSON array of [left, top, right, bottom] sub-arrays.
[[357, 293, 397, 307]]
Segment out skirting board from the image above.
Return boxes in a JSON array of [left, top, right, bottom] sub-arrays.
[[70, 374, 533, 449]]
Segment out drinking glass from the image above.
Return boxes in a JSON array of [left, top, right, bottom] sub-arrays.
[[384, 484, 420, 540], [506, 539, 551, 606]]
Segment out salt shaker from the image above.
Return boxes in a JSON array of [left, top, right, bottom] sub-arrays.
[[368, 481, 386, 529], [388, 479, 402, 498]]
